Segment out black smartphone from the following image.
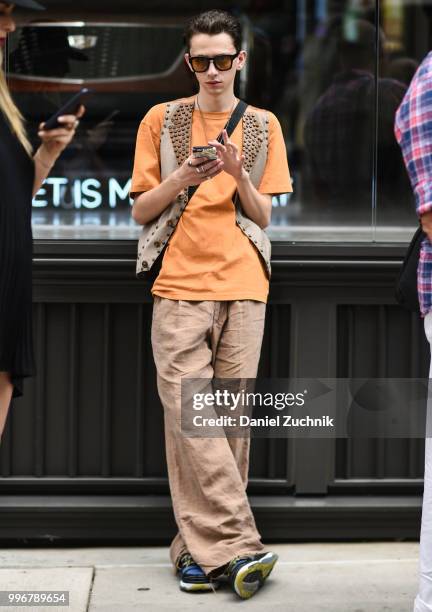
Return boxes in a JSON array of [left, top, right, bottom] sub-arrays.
[[43, 88, 93, 131]]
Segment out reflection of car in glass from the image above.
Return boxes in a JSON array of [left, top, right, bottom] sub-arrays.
[[6, 18, 271, 233], [8, 18, 271, 113]]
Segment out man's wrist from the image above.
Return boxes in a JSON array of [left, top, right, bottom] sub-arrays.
[[169, 169, 187, 193], [236, 167, 250, 185]]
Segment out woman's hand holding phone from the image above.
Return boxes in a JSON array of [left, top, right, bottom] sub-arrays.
[[35, 104, 86, 167]]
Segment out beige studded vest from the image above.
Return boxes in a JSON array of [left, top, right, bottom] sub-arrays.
[[136, 98, 272, 279]]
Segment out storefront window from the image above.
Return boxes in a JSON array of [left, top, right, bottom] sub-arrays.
[[7, 17, 191, 239], [4, 1, 423, 242], [376, 0, 429, 241]]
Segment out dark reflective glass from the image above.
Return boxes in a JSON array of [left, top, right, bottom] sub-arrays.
[[3, 1, 419, 242], [375, 0, 428, 241]]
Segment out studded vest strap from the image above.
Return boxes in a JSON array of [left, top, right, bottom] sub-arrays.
[[160, 102, 194, 182]]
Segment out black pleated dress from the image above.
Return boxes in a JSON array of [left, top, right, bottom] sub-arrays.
[[0, 111, 35, 398]]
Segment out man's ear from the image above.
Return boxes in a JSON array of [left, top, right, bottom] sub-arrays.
[[237, 50, 247, 70], [184, 52, 193, 72]]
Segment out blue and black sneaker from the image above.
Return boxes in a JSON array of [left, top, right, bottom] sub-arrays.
[[224, 551, 278, 599], [176, 551, 220, 593]]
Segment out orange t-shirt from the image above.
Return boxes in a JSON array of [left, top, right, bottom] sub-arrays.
[[130, 97, 292, 303]]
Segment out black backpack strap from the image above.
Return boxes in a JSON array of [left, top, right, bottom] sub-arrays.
[[187, 99, 248, 201]]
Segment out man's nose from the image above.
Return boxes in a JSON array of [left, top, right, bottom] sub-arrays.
[[207, 60, 219, 77]]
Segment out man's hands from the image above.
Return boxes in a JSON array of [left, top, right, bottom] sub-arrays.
[[208, 129, 245, 181], [175, 130, 247, 189], [173, 154, 224, 190], [172, 129, 246, 190], [421, 211, 432, 242]]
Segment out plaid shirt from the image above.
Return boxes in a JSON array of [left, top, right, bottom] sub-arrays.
[[395, 51, 432, 316]]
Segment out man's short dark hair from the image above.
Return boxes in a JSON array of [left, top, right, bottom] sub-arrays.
[[184, 10, 242, 53]]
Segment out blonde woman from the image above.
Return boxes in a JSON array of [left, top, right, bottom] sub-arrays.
[[0, 0, 85, 441]]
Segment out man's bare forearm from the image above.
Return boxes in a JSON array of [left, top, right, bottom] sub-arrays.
[[235, 168, 272, 229], [131, 172, 184, 225], [131, 155, 223, 225]]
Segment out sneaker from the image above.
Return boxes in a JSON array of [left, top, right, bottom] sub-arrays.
[[225, 551, 278, 599], [176, 551, 220, 593]]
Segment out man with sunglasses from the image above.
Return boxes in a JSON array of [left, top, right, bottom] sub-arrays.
[[130, 9, 292, 601]]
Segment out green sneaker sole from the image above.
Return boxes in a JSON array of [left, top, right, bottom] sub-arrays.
[[232, 551, 278, 599]]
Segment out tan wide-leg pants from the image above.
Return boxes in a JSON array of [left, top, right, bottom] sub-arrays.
[[151, 296, 267, 577]]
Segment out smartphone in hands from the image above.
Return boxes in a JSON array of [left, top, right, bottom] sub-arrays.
[[43, 88, 93, 131], [192, 145, 218, 161]]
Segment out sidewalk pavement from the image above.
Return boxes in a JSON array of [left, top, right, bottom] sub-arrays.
[[0, 542, 420, 611]]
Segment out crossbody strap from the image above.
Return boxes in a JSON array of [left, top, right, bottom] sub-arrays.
[[187, 99, 248, 201], [216, 99, 248, 143]]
